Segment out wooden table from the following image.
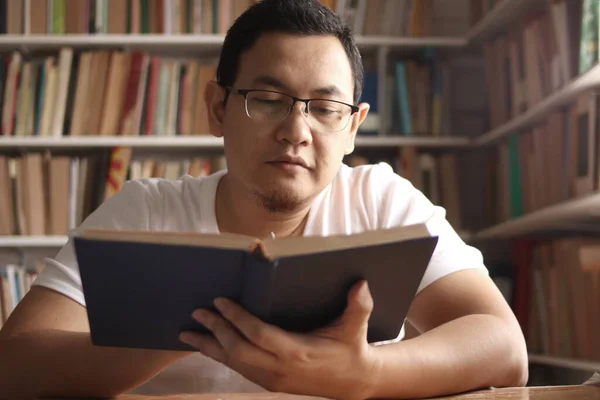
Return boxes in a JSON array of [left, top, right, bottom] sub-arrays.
[[46, 384, 600, 400]]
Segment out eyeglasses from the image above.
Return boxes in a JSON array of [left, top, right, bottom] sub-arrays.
[[224, 86, 359, 132]]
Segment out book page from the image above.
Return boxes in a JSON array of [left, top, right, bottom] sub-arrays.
[[79, 229, 258, 251], [261, 223, 432, 260]]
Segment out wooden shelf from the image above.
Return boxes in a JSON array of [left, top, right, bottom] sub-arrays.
[[0, 136, 224, 150], [353, 35, 466, 49], [0, 236, 68, 248], [529, 354, 600, 373], [0, 135, 472, 151], [475, 63, 600, 146], [0, 34, 467, 52], [355, 136, 471, 148], [465, 0, 548, 45], [472, 192, 600, 240]]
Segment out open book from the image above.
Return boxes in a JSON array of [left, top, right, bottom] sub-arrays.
[[73, 223, 438, 351]]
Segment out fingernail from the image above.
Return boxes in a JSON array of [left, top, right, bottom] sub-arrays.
[[214, 297, 230, 312], [192, 309, 211, 324], [179, 332, 193, 344]]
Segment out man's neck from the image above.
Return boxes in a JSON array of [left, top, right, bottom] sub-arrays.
[[215, 174, 312, 240]]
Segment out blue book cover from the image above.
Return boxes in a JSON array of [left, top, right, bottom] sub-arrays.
[[73, 225, 437, 351]]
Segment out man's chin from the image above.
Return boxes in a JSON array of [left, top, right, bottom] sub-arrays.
[[252, 186, 304, 213]]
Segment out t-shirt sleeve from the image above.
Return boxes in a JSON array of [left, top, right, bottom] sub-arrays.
[[374, 163, 488, 294], [32, 180, 155, 307]]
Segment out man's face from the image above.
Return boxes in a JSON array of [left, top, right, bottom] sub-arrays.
[[208, 33, 368, 212]]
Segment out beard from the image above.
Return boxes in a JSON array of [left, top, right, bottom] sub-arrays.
[[253, 187, 302, 213]]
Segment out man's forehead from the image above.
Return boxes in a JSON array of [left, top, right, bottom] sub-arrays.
[[237, 33, 355, 97]]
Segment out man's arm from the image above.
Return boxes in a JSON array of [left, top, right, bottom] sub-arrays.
[[369, 269, 528, 399], [0, 286, 190, 399]]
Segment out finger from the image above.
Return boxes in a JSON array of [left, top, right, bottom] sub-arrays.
[[179, 330, 281, 393], [213, 298, 298, 354], [192, 308, 278, 370], [179, 331, 228, 363], [318, 280, 373, 342]]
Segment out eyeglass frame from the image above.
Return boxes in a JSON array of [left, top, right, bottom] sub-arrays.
[[222, 85, 360, 131]]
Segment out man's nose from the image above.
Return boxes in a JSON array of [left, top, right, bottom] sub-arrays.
[[275, 102, 314, 145]]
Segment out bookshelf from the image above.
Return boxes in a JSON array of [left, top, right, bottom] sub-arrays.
[[475, 63, 600, 146], [0, 0, 599, 383], [472, 192, 600, 241], [465, 0, 548, 45], [528, 354, 600, 374]]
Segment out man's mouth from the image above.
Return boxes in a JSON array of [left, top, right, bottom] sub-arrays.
[[267, 155, 311, 169]]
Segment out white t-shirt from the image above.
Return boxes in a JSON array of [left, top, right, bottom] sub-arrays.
[[32, 162, 487, 395]]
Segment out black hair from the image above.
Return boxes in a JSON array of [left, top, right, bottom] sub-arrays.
[[216, 0, 364, 104]]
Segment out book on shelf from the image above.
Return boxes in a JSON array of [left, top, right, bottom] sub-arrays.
[[0, 263, 41, 330], [0, 0, 257, 35], [0, 0, 434, 38], [346, 149, 463, 231], [0, 47, 219, 138], [72, 222, 438, 350], [480, 0, 589, 131], [0, 152, 226, 237], [509, 238, 600, 363], [333, 0, 434, 38], [0, 42, 456, 140], [358, 53, 452, 138], [480, 88, 600, 226]]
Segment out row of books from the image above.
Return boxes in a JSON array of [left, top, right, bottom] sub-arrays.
[[0, 147, 461, 237], [515, 238, 600, 362], [0, 0, 256, 35], [331, 0, 434, 38], [0, 0, 435, 38], [0, 49, 218, 138], [486, 90, 600, 225], [0, 150, 227, 236], [363, 54, 452, 137], [482, 0, 588, 130], [346, 150, 463, 231], [393, 57, 451, 137], [0, 46, 453, 139], [0, 264, 39, 329]]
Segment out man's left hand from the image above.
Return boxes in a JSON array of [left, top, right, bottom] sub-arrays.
[[179, 280, 381, 400]]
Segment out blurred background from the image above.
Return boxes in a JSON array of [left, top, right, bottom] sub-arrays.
[[0, 0, 598, 388]]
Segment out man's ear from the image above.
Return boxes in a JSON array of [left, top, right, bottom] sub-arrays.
[[204, 80, 227, 138], [344, 102, 370, 155]]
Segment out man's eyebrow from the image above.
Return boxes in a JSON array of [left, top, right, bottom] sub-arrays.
[[313, 85, 344, 98], [252, 75, 289, 90], [251, 75, 345, 99]]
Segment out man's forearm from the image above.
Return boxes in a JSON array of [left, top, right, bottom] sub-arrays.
[[0, 329, 190, 399], [368, 314, 528, 399]]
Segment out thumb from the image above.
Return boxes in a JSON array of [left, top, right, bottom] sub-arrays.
[[337, 280, 374, 342]]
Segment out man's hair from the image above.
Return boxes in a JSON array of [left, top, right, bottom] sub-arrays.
[[216, 0, 364, 104]]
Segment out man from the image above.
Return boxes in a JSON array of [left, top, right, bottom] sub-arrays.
[[0, 1, 528, 399]]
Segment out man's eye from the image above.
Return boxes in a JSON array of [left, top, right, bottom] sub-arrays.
[[314, 107, 337, 115], [255, 98, 283, 105]]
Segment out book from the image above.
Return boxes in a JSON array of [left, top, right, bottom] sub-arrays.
[[73, 223, 438, 352]]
